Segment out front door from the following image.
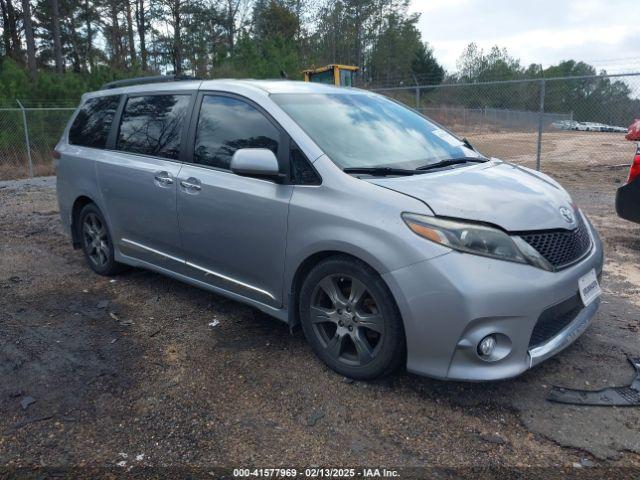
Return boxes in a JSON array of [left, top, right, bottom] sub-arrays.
[[177, 94, 292, 307], [98, 93, 193, 270]]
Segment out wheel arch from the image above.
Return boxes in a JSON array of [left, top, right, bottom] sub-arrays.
[[70, 195, 96, 248], [287, 249, 401, 329]]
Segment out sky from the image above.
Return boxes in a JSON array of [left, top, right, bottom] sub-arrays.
[[409, 0, 640, 74]]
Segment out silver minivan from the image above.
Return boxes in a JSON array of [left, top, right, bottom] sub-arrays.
[[56, 78, 603, 381]]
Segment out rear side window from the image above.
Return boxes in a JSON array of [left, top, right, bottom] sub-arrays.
[[116, 94, 190, 159], [193, 95, 279, 169], [69, 95, 120, 148]]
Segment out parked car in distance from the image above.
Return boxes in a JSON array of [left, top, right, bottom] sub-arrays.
[[56, 78, 604, 381], [551, 120, 577, 131], [583, 122, 602, 132], [566, 121, 627, 133]]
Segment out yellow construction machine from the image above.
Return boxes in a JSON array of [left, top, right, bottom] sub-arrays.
[[302, 64, 358, 87]]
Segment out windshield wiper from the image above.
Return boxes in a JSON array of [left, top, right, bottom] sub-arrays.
[[344, 157, 488, 176], [343, 167, 420, 176], [416, 157, 487, 171]]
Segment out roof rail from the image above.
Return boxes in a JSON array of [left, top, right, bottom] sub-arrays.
[[100, 74, 200, 90]]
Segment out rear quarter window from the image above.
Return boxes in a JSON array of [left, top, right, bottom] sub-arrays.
[[69, 95, 121, 148]]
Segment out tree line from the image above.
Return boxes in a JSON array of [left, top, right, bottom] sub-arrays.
[[0, 0, 445, 102], [0, 0, 637, 126], [441, 43, 640, 126]]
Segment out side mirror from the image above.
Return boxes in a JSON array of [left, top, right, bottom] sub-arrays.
[[462, 137, 476, 151], [230, 148, 283, 180]]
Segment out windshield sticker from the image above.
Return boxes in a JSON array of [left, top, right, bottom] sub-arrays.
[[432, 129, 464, 147]]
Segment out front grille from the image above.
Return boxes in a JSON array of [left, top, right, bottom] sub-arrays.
[[520, 214, 591, 270], [529, 294, 583, 348]]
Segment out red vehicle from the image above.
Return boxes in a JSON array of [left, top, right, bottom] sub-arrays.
[[616, 119, 640, 223]]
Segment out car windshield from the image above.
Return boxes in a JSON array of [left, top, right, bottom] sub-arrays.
[[271, 92, 481, 170]]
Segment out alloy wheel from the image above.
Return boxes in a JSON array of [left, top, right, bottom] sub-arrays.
[[309, 274, 384, 367], [82, 213, 109, 268]]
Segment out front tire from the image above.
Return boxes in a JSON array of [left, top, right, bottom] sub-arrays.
[[299, 256, 405, 380], [78, 203, 124, 276]]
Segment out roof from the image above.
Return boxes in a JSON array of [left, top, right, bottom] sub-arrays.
[[100, 74, 200, 90], [82, 80, 203, 100], [199, 79, 360, 94], [82, 78, 365, 102]]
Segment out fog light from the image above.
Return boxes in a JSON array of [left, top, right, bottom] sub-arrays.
[[478, 335, 497, 357]]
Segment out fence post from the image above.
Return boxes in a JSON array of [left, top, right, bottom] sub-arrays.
[[535, 79, 545, 171], [17, 100, 33, 178], [411, 72, 420, 111]]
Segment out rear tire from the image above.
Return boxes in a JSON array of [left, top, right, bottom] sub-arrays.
[[78, 203, 124, 276], [299, 255, 405, 380]]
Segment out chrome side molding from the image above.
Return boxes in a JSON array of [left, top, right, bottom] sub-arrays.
[[120, 238, 275, 300], [185, 261, 276, 300], [121, 238, 185, 264]]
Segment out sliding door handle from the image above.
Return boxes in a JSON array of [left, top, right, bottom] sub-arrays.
[[154, 171, 174, 187]]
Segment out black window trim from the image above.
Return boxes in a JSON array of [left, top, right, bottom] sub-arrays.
[[106, 89, 198, 163], [91, 88, 321, 185], [68, 94, 122, 150], [289, 139, 322, 186]]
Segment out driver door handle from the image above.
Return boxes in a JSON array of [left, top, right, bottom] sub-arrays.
[[180, 178, 202, 192]]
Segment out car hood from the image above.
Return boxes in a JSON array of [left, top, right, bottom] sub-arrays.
[[366, 160, 577, 232]]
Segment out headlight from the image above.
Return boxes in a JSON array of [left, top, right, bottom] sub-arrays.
[[403, 213, 550, 268]]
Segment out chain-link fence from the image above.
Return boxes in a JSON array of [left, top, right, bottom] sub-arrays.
[[0, 73, 638, 180], [0, 102, 75, 180], [374, 72, 640, 174]]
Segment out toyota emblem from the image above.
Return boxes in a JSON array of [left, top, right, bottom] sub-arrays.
[[559, 206, 574, 224]]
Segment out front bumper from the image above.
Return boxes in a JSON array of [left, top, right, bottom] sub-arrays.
[[383, 219, 604, 381], [616, 178, 640, 224]]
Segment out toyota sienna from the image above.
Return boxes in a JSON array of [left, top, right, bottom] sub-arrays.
[[56, 78, 604, 381]]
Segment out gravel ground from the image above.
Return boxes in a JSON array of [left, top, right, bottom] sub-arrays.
[[1, 153, 639, 473]]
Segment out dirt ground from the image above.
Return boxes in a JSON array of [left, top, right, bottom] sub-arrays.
[[1, 133, 640, 474]]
